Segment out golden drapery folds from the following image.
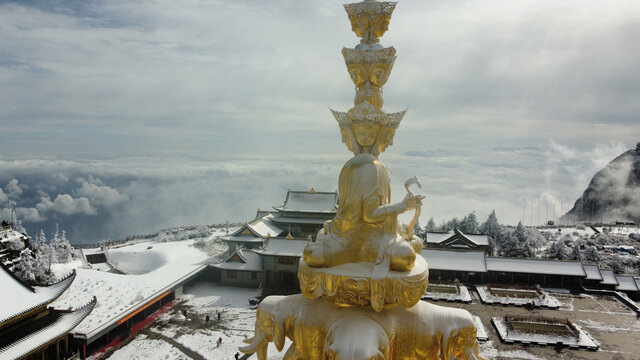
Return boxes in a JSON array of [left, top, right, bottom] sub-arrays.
[[298, 257, 429, 312]]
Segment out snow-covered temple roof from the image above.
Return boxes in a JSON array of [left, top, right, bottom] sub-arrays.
[[615, 275, 638, 292], [213, 248, 262, 272], [582, 265, 603, 281], [425, 232, 451, 244], [226, 214, 283, 239], [0, 298, 96, 360], [254, 239, 308, 257], [599, 269, 619, 285], [485, 258, 586, 277], [52, 240, 208, 342], [421, 249, 487, 272], [0, 264, 76, 324], [274, 190, 338, 213], [425, 229, 488, 247], [270, 216, 327, 225]]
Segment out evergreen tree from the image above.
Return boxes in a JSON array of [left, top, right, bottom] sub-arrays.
[[549, 236, 572, 260], [572, 243, 582, 261], [513, 221, 526, 242], [50, 226, 73, 263], [461, 212, 480, 234], [12, 249, 49, 284], [500, 230, 534, 258], [480, 210, 502, 239], [583, 246, 600, 262], [34, 229, 47, 251], [445, 217, 459, 231], [425, 217, 436, 232]]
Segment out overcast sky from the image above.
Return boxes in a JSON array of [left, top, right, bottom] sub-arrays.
[[1, 0, 639, 243]]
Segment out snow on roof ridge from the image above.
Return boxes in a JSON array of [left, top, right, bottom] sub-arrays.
[[0, 296, 96, 359], [0, 266, 77, 324]]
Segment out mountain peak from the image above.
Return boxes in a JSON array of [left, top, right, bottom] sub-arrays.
[[560, 145, 640, 224]]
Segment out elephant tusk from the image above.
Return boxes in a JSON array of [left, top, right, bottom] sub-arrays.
[[239, 332, 266, 354]]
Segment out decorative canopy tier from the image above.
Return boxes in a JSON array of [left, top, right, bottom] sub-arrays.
[[344, 0, 397, 44]]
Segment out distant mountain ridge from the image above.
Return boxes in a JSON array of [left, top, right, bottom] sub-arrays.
[[561, 143, 640, 224]]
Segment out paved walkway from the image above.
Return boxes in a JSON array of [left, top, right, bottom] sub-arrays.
[[144, 329, 206, 360]]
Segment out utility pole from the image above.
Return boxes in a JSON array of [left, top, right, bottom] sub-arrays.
[[537, 197, 541, 226], [522, 199, 526, 225], [9, 200, 16, 225], [546, 201, 549, 224], [530, 199, 533, 227]]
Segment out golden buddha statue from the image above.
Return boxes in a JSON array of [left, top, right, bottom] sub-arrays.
[[241, 2, 484, 359], [303, 102, 423, 274]]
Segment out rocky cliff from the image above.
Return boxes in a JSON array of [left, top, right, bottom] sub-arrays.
[[560, 143, 640, 224]]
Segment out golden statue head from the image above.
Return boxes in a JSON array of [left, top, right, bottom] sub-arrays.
[[344, 1, 397, 44]]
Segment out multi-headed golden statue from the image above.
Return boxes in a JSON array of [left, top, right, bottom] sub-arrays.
[[240, 1, 484, 359]]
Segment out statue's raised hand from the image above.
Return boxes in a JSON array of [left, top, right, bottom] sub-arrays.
[[402, 193, 424, 210]]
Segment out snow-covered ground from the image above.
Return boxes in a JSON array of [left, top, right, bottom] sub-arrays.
[[108, 283, 292, 360], [53, 240, 209, 336]]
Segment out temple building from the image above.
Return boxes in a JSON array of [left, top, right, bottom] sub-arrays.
[[0, 263, 95, 360], [423, 228, 489, 251], [211, 189, 336, 293], [213, 197, 640, 300]]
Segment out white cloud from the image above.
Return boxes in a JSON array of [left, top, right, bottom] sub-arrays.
[[16, 207, 46, 222], [76, 177, 129, 206], [5, 178, 23, 199], [36, 194, 96, 216]]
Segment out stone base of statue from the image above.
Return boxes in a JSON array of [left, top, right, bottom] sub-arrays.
[[298, 256, 429, 312], [240, 294, 483, 360]]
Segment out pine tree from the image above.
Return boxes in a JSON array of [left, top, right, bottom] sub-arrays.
[[583, 246, 600, 262], [425, 217, 436, 232], [513, 221, 526, 242], [549, 236, 572, 260], [572, 243, 582, 261], [34, 229, 47, 251], [480, 210, 502, 240], [461, 212, 480, 234]]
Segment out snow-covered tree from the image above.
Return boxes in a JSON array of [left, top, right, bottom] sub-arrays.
[[5, 237, 25, 251], [12, 249, 49, 284], [499, 230, 534, 258], [571, 243, 582, 261], [524, 228, 546, 251], [549, 236, 572, 260], [50, 226, 73, 263], [34, 229, 47, 250], [487, 237, 497, 256], [444, 217, 460, 231], [513, 221, 526, 242], [480, 210, 502, 239], [425, 217, 436, 232], [461, 212, 480, 234], [583, 246, 600, 262]]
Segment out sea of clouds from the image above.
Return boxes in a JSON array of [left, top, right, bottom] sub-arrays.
[[0, 141, 630, 244]]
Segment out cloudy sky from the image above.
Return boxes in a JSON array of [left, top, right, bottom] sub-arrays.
[[1, 0, 638, 243]]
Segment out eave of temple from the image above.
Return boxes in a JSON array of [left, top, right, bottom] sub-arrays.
[[0, 263, 76, 329], [0, 297, 96, 360]]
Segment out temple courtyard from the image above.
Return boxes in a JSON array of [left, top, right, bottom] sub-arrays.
[[100, 281, 640, 360]]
